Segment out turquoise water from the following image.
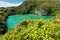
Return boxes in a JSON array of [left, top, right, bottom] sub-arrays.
[[6, 14, 53, 29]]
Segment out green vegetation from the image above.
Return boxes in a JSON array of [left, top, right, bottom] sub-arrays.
[[0, 17, 60, 40], [0, 0, 60, 40]]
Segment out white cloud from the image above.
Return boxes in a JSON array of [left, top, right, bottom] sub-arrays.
[[0, 1, 22, 7]]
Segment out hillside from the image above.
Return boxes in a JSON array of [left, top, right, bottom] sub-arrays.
[[1, 17, 60, 40], [17, 0, 60, 15], [1, 0, 60, 15], [0, 0, 60, 15]]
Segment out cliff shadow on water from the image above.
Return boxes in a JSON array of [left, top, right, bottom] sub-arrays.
[[0, 22, 7, 34]]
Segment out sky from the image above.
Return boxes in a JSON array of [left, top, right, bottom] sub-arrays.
[[0, 0, 25, 7]]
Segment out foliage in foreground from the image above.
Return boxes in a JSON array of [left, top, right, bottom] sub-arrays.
[[0, 17, 60, 40]]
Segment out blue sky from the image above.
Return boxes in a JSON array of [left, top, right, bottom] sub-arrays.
[[0, 0, 25, 7], [0, 0, 24, 4]]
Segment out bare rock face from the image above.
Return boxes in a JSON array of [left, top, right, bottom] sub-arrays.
[[35, 8, 47, 16], [35, 7, 52, 16]]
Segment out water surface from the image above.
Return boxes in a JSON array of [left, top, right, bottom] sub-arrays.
[[6, 14, 53, 28]]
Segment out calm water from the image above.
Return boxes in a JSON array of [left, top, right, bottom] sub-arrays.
[[6, 14, 53, 29]]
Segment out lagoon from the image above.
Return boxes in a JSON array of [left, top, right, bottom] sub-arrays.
[[6, 14, 53, 29]]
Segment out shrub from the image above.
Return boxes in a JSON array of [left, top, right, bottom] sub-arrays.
[[0, 18, 60, 40]]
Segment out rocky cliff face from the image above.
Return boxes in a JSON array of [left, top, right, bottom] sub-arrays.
[[35, 8, 47, 16]]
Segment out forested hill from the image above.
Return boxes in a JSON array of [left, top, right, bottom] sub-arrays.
[[0, 0, 60, 15], [17, 0, 60, 15]]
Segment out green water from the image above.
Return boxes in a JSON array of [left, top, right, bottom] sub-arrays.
[[6, 14, 53, 29]]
